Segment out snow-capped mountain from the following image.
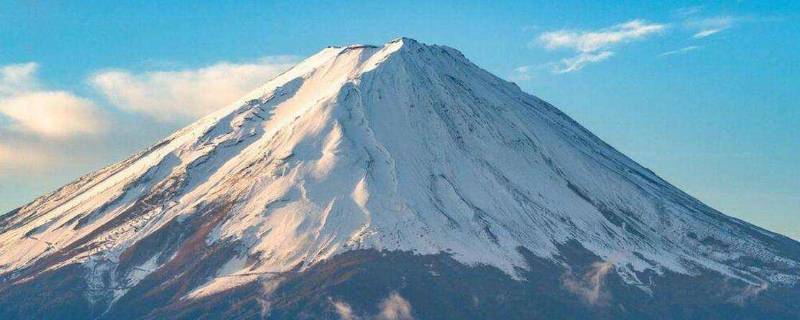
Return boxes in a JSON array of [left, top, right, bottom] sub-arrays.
[[1, 38, 798, 319]]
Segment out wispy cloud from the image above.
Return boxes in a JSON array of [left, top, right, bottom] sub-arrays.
[[330, 299, 359, 320], [562, 260, 615, 305], [536, 19, 667, 73], [556, 51, 614, 74], [538, 20, 667, 53], [510, 65, 535, 81], [660, 45, 702, 57], [90, 56, 296, 122], [729, 281, 769, 305], [673, 5, 704, 17], [522, 10, 779, 76], [687, 16, 736, 38]]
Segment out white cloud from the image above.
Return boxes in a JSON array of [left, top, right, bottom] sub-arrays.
[[0, 92, 105, 138], [0, 56, 295, 179], [660, 45, 702, 57], [0, 56, 295, 177], [536, 19, 666, 73], [90, 56, 296, 122], [0, 63, 106, 139], [0, 63, 39, 96], [538, 20, 667, 53], [687, 16, 735, 38], [0, 62, 109, 178], [377, 292, 413, 320]]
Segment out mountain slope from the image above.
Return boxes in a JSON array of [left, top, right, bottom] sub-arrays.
[[1, 38, 798, 319]]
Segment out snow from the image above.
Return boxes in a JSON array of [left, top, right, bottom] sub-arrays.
[[1, 38, 797, 302]]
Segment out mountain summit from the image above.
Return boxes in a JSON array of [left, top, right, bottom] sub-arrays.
[[1, 38, 798, 319]]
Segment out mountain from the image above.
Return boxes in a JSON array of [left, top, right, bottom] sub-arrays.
[[1, 38, 798, 319]]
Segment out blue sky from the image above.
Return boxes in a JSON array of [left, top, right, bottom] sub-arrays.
[[0, 1, 797, 239]]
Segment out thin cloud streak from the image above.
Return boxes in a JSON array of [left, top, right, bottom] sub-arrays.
[[687, 16, 736, 38], [673, 5, 704, 17], [660, 46, 702, 57], [555, 51, 614, 73]]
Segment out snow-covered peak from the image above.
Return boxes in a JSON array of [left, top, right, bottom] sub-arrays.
[[1, 38, 797, 301]]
